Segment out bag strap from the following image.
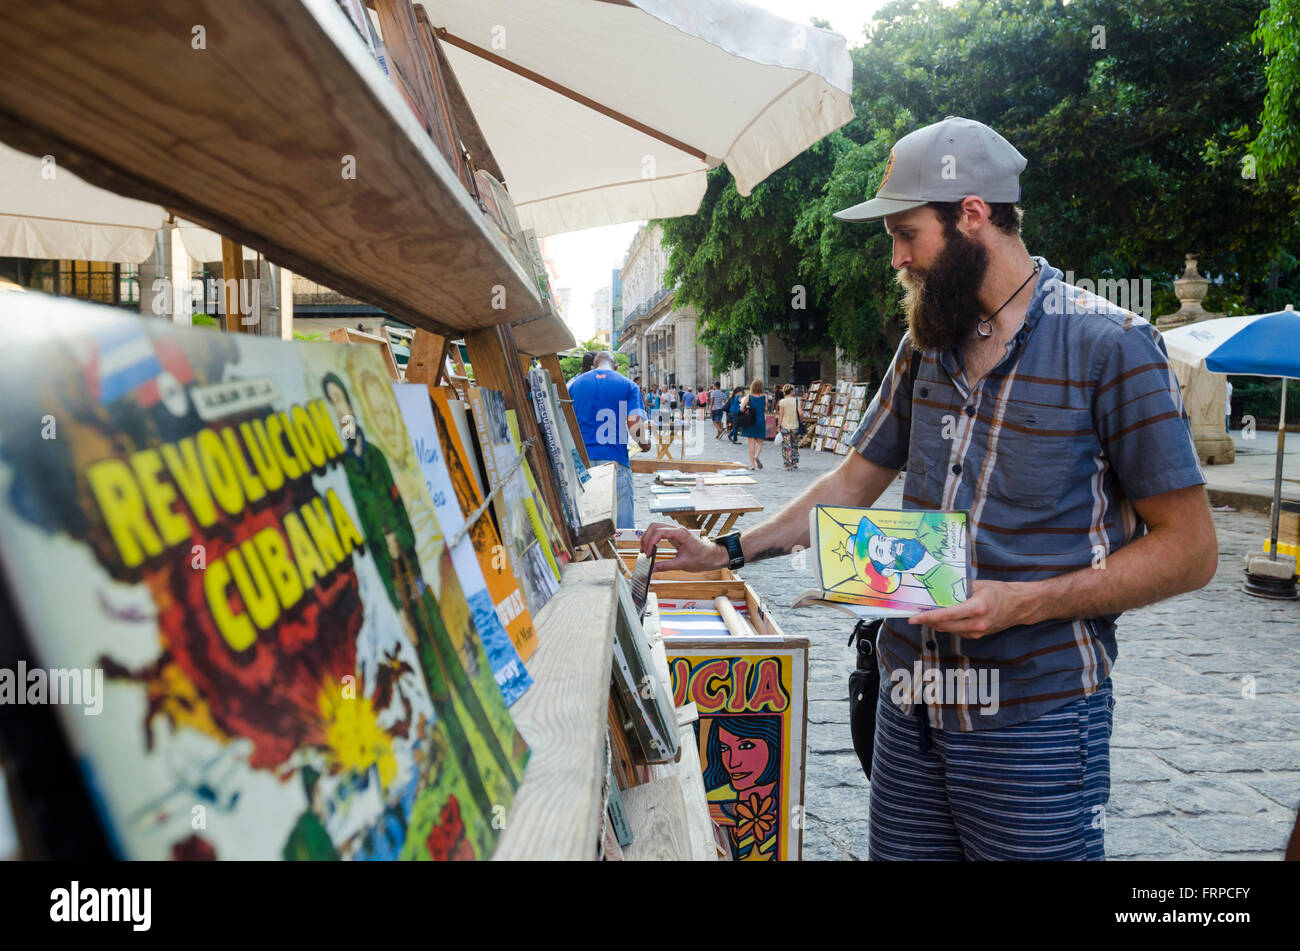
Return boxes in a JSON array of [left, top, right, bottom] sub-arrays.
[[848, 618, 883, 667], [904, 341, 923, 453]]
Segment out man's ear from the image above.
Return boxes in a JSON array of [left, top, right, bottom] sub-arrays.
[[959, 195, 990, 234]]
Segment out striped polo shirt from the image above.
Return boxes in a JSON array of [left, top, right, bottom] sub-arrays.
[[850, 256, 1205, 731]]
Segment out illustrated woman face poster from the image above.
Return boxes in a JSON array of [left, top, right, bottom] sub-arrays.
[[700, 714, 783, 861]]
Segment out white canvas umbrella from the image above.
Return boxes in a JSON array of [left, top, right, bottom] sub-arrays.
[[420, 0, 854, 235], [0, 142, 255, 265], [1164, 306, 1300, 596]]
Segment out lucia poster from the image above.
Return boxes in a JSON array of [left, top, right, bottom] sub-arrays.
[[0, 295, 526, 860], [666, 641, 808, 860]]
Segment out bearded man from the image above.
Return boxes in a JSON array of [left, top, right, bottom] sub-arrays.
[[638, 117, 1218, 860]]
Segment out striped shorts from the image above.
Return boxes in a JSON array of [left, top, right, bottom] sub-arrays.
[[868, 678, 1115, 860]]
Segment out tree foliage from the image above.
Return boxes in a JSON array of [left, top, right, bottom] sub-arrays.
[[658, 0, 1300, 383], [558, 336, 629, 381], [1251, 0, 1300, 182], [658, 138, 840, 375]]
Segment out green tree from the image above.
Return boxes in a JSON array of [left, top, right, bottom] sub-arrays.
[[656, 137, 841, 376], [837, 0, 1299, 316], [1250, 0, 1300, 183], [558, 336, 629, 380], [659, 0, 1300, 383]]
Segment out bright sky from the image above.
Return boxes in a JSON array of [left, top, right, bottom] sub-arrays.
[[548, 1, 888, 341]]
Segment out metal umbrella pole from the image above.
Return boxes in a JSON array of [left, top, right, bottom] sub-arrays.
[[1269, 379, 1287, 560], [1244, 376, 1297, 599]]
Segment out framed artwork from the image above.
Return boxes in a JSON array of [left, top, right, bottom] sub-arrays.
[[664, 637, 809, 860]]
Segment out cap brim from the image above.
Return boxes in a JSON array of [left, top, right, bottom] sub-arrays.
[[832, 196, 930, 222]]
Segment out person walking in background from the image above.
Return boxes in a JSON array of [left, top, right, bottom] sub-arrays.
[[726, 385, 744, 443], [708, 382, 729, 438], [646, 385, 661, 437], [739, 379, 767, 470], [682, 386, 696, 427], [1226, 379, 1233, 433], [777, 384, 802, 470], [568, 351, 650, 527]]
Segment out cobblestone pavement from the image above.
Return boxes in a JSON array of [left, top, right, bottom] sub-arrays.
[[632, 419, 1300, 860]]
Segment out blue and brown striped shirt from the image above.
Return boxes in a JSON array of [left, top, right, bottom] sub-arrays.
[[850, 256, 1205, 731]]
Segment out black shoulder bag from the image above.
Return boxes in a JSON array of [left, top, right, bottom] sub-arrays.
[[846, 346, 922, 780], [736, 397, 756, 429]]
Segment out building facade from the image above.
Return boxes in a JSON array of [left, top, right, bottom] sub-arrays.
[[592, 284, 612, 338], [611, 268, 623, 343], [615, 223, 848, 394], [716, 335, 843, 392], [616, 222, 711, 390]]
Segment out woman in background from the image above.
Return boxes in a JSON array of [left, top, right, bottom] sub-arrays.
[[777, 384, 801, 470], [726, 386, 744, 444], [739, 379, 767, 470]]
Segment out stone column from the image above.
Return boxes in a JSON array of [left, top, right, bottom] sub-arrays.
[[1157, 254, 1234, 465]]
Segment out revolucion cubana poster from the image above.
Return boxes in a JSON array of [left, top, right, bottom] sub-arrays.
[[0, 296, 527, 860]]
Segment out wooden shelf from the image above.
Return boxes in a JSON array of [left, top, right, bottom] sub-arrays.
[[493, 559, 619, 860], [0, 0, 541, 337], [513, 306, 577, 357], [624, 594, 716, 861], [620, 776, 692, 860], [573, 462, 617, 547]]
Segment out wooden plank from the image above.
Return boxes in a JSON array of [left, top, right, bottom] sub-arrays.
[[540, 354, 589, 466], [642, 596, 710, 861], [631, 458, 740, 473], [573, 462, 616, 547], [413, 5, 505, 184], [494, 560, 619, 860], [221, 238, 252, 334], [447, 342, 469, 378], [405, 329, 450, 385], [327, 327, 400, 380], [0, 0, 541, 337], [462, 326, 513, 393], [620, 775, 692, 861], [513, 309, 577, 357], [667, 719, 718, 861], [372, 0, 451, 158]]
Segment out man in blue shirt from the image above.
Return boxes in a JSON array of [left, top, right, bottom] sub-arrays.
[[568, 351, 649, 527]]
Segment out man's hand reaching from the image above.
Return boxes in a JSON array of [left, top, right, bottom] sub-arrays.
[[639, 521, 727, 573]]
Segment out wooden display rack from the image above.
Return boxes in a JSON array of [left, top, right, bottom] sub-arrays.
[[0, 0, 708, 861]]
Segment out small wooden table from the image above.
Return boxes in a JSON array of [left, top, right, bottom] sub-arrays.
[[648, 487, 763, 538], [653, 418, 688, 460]]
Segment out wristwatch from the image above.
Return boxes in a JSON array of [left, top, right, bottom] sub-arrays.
[[715, 532, 745, 570]]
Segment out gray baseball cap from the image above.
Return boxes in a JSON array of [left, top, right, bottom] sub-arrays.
[[833, 116, 1027, 222]]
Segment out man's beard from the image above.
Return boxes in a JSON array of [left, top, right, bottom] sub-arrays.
[[895, 223, 990, 352]]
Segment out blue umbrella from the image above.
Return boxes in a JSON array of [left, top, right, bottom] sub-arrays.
[[1164, 306, 1299, 593]]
